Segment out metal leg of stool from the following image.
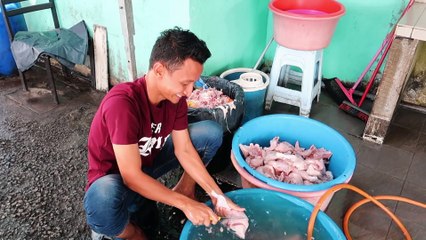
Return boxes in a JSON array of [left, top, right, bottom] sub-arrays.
[[45, 56, 59, 104], [18, 70, 29, 91]]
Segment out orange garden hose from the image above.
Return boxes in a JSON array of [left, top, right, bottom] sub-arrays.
[[307, 183, 426, 240]]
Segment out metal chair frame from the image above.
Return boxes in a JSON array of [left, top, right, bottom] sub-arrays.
[[1, 0, 94, 104]]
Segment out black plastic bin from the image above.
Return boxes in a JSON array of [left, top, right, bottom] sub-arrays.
[[187, 76, 245, 173]]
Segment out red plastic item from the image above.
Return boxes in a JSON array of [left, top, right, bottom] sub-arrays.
[[334, 0, 415, 108], [269, 0, 345, 50]]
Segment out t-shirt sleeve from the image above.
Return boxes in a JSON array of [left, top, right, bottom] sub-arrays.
[[173, 98, 188, 131], [103, 96, 140, 144]]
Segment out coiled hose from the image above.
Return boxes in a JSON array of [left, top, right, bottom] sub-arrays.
[[307, 183, 426, 240]]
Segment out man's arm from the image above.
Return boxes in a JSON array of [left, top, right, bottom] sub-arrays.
[[172, 129, 245, 215], [171, 129, 223, 196], [113, 143, 218, 226], [113, 144, 182, 205]]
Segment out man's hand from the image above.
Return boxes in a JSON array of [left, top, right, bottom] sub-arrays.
[[180, 198, 220, 227], [210, 193, 245, 216]]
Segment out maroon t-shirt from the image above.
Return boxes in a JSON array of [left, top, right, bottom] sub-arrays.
[[86, 76, 188, 190]]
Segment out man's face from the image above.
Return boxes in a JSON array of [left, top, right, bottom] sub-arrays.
[[160, 58, 203, 104]]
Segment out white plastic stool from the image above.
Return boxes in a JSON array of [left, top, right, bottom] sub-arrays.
[[265, 45, 323, 117]]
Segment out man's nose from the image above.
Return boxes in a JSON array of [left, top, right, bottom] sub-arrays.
[[183, 83, 194, 97]]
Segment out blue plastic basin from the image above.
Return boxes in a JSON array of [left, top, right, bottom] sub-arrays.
[[232, 114, 356, 192], [179, 188, 345, 240]]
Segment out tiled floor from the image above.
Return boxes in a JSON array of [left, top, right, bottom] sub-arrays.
[[215, 91, 426, 240], [2, 69, 424, 239]]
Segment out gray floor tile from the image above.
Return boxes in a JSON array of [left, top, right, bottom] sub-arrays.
[[266, 101, 299, 115], [343, 133, 363, 155], [326, 164, 404, 240], [310, 103, 366, 137], [230, 87, 425, 239], [317, 89, 340, 107], [264, 90, 366, 137], [386, 182, 426, 240], [392, 106, 426, 131], [213, 164, 242, 188], [406, 151, 426, 189], [385, 124, 421, 153], [416, 133, 426, 153], [356, 142, 414, 180]]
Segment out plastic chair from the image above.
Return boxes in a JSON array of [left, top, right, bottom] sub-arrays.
[[265, 45, 323, 117], [0, 0, 93, 104]]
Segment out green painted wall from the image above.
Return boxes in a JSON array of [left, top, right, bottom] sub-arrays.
[[133, 0, 190, 78], [54, 0, 126, 79], [189, 0, 270, 76], [264, 0, 410, 82], [22, 0, 128, 81], [320, 0, 410, 82], [22, 0, 190, 82], [21, 0, 410, 83]]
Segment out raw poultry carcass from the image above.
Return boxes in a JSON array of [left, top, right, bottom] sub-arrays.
[[187, 87, 234, 109], [239, 136, 334, 185]]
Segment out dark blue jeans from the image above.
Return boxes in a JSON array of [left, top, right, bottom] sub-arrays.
[[83, 120, 222, 237]]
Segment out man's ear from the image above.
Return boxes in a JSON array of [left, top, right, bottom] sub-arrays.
[[152, 62, 166, 78]]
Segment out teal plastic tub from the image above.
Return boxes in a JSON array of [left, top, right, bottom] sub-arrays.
[[179, 188, 345, 240]]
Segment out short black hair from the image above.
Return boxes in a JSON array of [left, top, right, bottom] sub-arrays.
[[149, 27, 211, 71]]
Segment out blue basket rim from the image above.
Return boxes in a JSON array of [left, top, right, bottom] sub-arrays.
[[232, 114, 356, 192], [180, 188, 345, 239]]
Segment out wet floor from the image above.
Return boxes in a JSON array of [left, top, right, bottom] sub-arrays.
[[1, 68, 425, 239], [216, 87, 426, 239]]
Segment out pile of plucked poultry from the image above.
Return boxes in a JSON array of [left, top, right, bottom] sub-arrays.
[[239, 136, 334, 185]]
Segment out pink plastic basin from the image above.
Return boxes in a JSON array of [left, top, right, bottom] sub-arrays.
[[269, 0, 345, 50], [231, 152, 352, 211], [286, 9, 327, 15]]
